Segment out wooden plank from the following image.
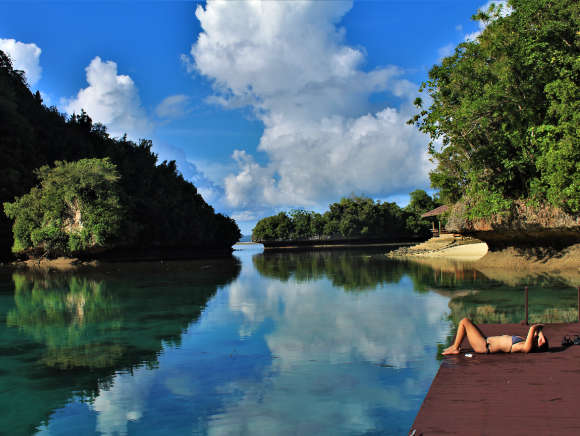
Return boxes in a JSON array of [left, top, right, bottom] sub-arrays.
[[411, 323, 580, 435]]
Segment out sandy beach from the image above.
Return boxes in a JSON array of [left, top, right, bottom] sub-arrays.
[[387, 234, 488, 261], [414, 241, 488, 260]]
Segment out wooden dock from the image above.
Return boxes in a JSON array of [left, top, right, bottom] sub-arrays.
[[411, 322, 580, 435]]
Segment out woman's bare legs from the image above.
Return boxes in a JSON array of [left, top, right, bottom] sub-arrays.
[[442, 318, 488, 355]]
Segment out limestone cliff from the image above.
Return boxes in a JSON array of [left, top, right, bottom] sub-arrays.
[[446, 201, 580, 250]]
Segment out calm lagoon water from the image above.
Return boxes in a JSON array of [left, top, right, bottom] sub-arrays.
[[1, 244, 576, 435]]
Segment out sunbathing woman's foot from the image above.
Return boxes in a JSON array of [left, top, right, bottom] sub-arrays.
[[442, 345, 461, 355]]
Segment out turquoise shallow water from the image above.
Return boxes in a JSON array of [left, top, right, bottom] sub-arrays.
[[1, 244, 576, 435]]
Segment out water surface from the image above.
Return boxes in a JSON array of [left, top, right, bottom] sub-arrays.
[[1, 245, 575, 435]]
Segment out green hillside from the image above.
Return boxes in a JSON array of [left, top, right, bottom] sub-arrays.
[[0, 50, 240, 260]]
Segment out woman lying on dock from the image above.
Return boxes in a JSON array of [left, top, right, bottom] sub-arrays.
[[442, 317, 549, 355]]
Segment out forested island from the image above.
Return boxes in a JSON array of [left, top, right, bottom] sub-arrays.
[[252, 191, 441, 246], [0, 51, 240, 262], [409, 0, 578, 250]]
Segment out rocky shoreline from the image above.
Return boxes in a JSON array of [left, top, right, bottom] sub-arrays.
[[387, 201, 580, 275], [387, 234, 580, 276], [445, 201, 580, 250], [4, 246, 238, 271]]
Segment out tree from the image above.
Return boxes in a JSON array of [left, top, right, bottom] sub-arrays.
[[323, 196, 378, 238], [404, 190, 439, 237], [310, 212, 325, 238], [252, 212, 294, 241], [289, 209, 313, 239], [405, 189, 439, 216], [4, 158, 123, 256], [410, 0, 579, 214]]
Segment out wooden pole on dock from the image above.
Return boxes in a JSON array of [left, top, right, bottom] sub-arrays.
[[577, 286, 579, 323], [524, 286, 528, 325]]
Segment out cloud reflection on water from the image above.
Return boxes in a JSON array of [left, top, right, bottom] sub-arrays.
[[39, 251, 451, 435], [207, 273, 450, 435], [228, 276, 450, 369]]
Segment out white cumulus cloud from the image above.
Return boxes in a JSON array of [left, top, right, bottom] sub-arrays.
[[184, 0, 431, 212], [0, 38, 42, 85], [63, 56, 151, 139]]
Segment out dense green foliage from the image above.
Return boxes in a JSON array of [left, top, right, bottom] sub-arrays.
[[404, 189, 442, 234], [252, 193, 440, 242], [411, 0, 579, 216], [0, 50, 240, 259], [4, 159, 123, 256]]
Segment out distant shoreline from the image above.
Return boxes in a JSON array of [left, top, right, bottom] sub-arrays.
[[259, 241, 418, 251], [258, 236, 424, 249]]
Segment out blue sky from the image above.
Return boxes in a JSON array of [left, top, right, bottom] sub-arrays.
[[0, 0, 490, 234]]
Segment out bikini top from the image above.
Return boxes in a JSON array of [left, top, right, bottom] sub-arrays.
[[512, 335, 524, 345]]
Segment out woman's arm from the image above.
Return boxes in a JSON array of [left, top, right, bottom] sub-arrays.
[[513, 324, 543, 353]]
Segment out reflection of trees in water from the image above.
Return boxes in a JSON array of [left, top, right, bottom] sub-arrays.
[[8, 274, 120, 369], [2, 258, 241, 435], [253, 250, 407, 291], [404, 261, 486, 292], [383, 257, 578, 325], [7, 259, 241, 369], [254, 250, 577, 326], [447, 289, 579, 325], [252, 251, 492, 292]]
